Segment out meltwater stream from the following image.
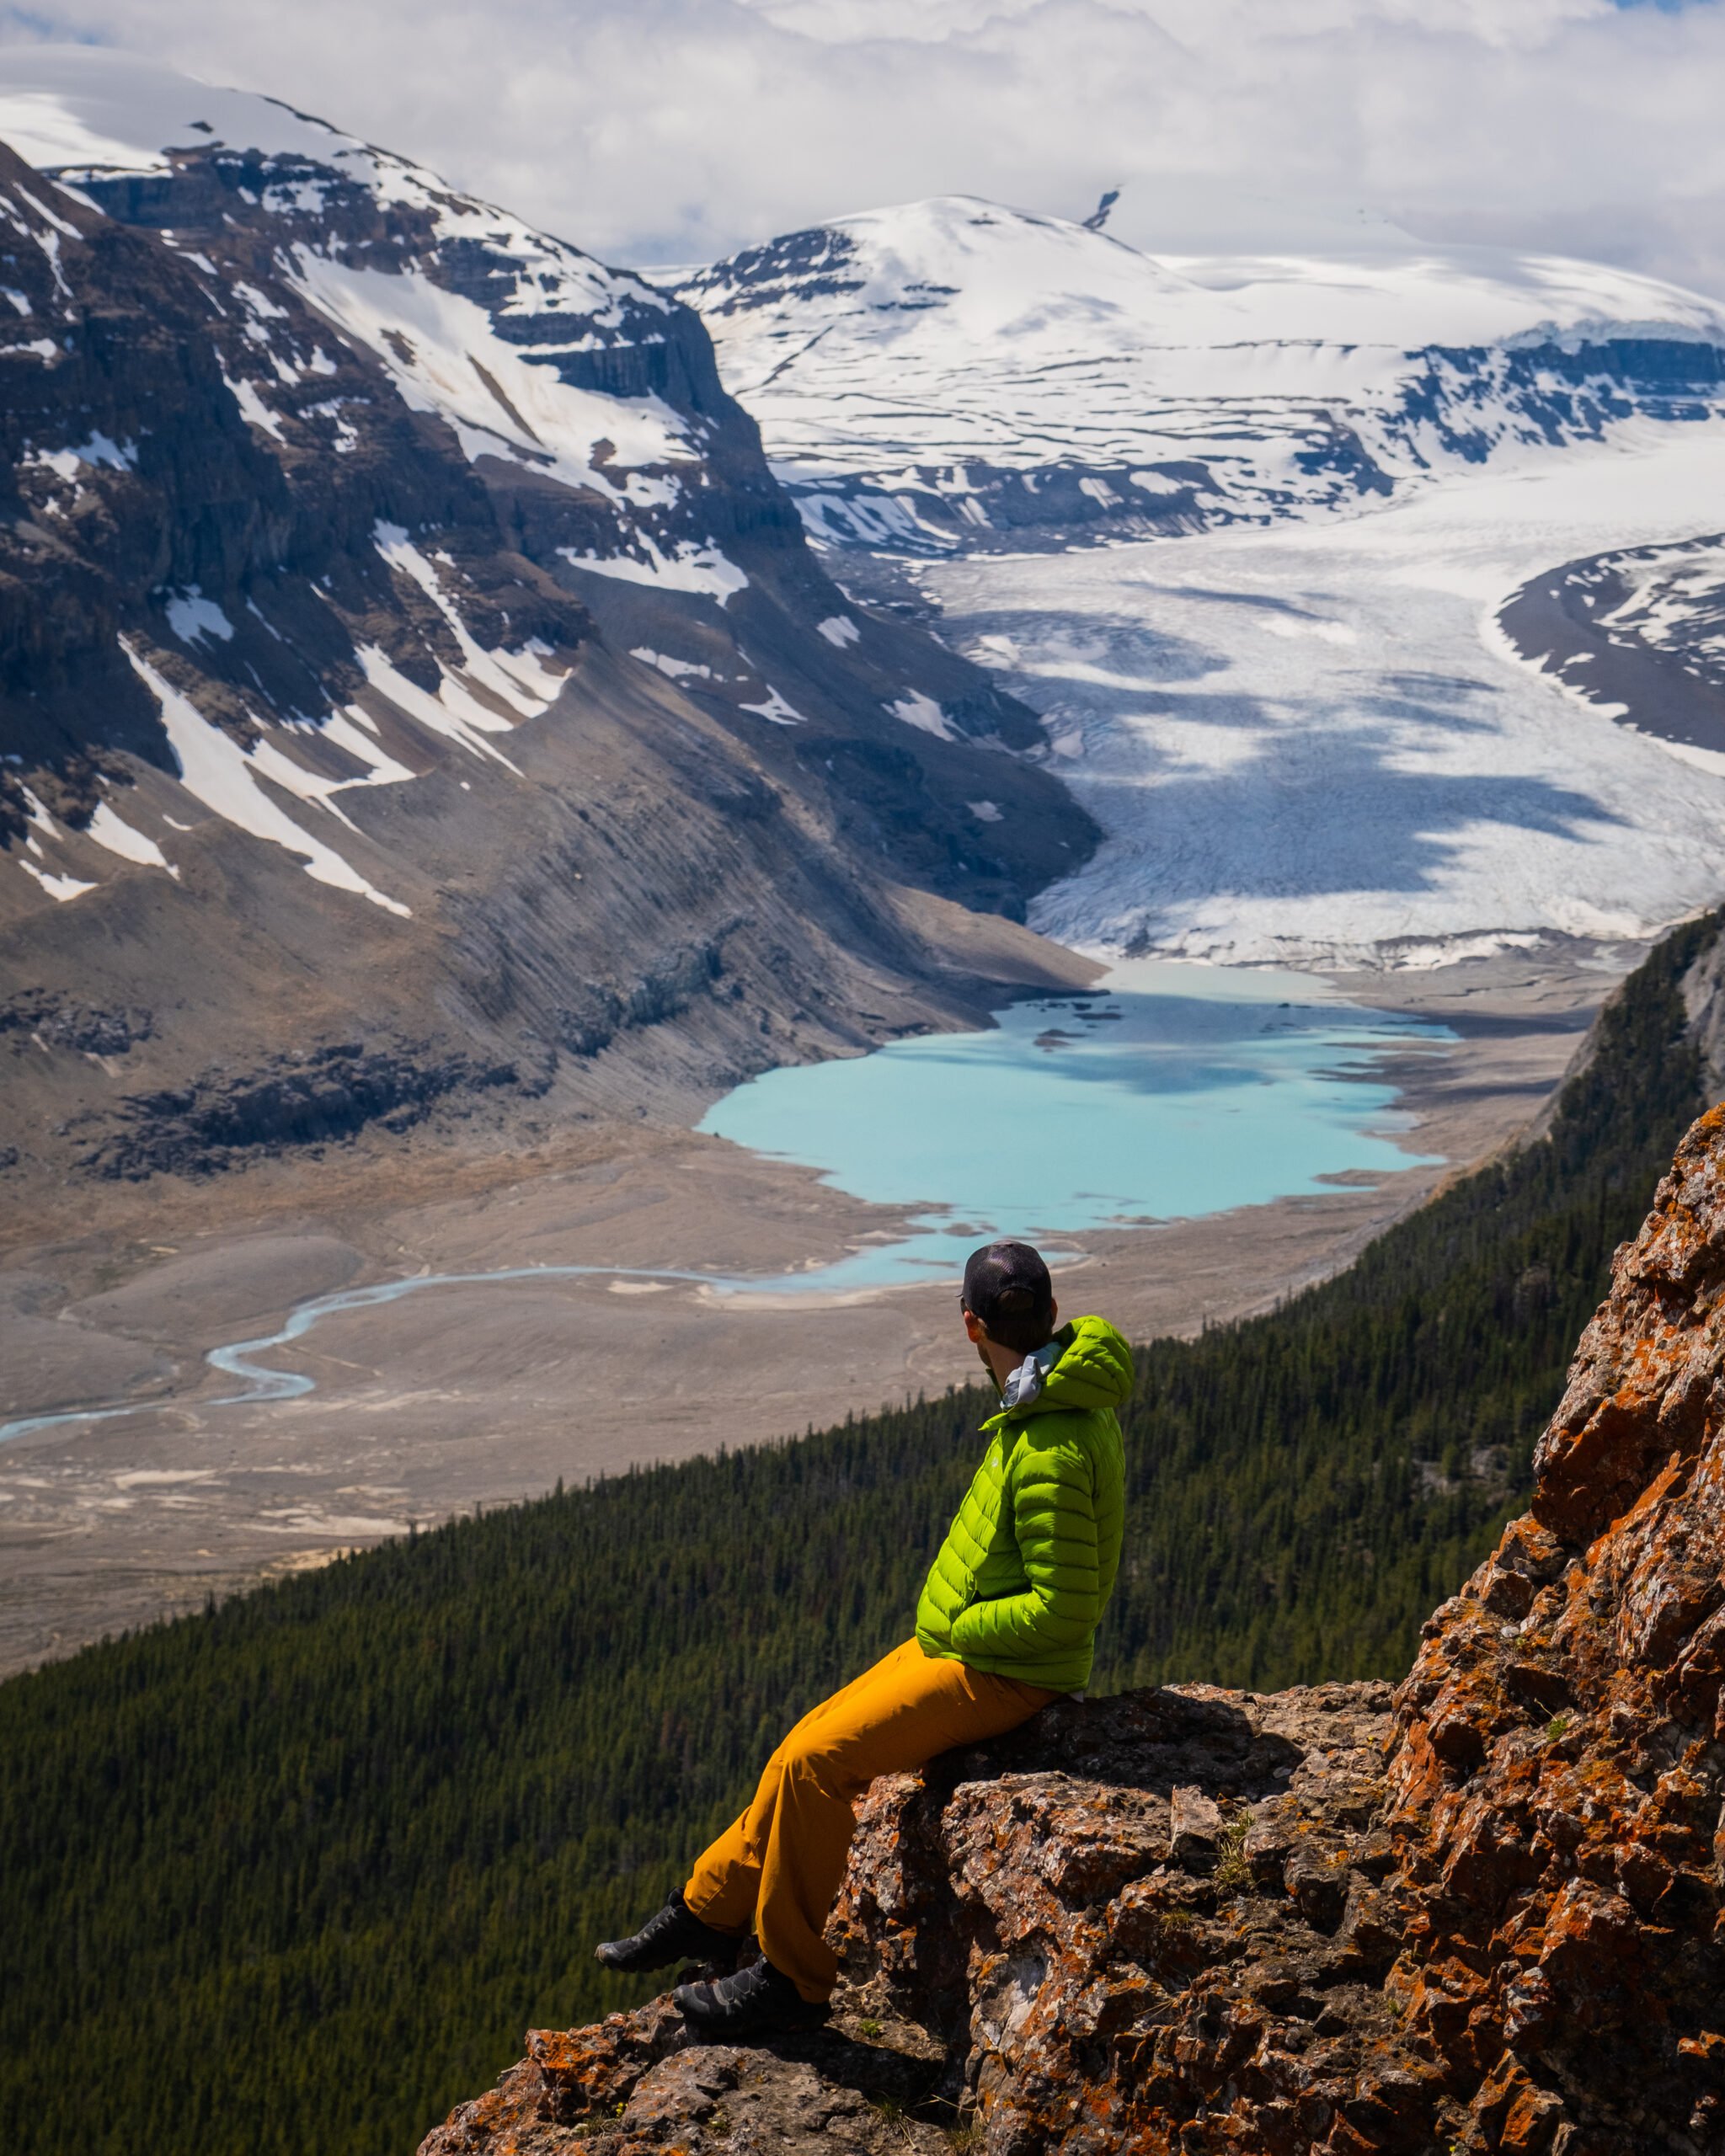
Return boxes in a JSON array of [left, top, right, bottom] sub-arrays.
[[0, 1267, 740, 1445], [1, 962, 1447, 1445]]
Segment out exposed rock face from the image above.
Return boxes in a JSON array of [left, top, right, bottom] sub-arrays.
[[832, 1684, 1425, 2154], [1386, 1103, 1725, 2153], [73, 1040, 526, 1179], [419, 1107, 1725, 2155]]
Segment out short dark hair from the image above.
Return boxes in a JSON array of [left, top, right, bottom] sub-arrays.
[[962, 1240, 1055, 1355]]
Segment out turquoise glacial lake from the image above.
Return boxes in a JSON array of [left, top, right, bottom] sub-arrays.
[[698, 960, 1449, 1296], [0, 962, 1452, 1445]]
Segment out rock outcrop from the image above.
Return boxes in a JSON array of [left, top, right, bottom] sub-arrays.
[[1386, 1102, 1725, 2153], [419, 1108, 1725, 2156]]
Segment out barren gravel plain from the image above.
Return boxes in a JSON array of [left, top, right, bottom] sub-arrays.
[[0, 942, 1610, 1677]]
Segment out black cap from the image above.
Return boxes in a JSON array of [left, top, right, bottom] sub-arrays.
[[962, 1240, 1053, 1331]]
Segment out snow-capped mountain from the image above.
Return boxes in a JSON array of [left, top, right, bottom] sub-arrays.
[[671, 190, 1725, 969], [676, 195, 1725, 552], [0, 53, 1093, 1185]]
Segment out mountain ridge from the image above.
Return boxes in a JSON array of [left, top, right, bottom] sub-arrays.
[[675, 193, 1725, 553], [0, 52, 1097, 1191]]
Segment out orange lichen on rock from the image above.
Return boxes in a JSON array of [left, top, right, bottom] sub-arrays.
[[1386, 1104, 1725, 2153]]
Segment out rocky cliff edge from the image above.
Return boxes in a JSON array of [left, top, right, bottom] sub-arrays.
[[420, 1107, 1725, 2156]]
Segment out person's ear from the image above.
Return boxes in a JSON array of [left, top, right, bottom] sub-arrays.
[[964, 1308, 988, 1344]]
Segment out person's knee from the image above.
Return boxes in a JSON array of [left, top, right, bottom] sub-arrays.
[[776, 1730, 853, 1797]]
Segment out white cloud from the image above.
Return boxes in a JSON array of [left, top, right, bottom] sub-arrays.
[[2, 0, 1722, 294]]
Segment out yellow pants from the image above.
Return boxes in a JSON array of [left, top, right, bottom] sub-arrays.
[[683, 1637, 1056, 2002]]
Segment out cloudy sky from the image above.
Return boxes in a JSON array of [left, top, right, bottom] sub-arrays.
[[3, 0, 1722, 289]]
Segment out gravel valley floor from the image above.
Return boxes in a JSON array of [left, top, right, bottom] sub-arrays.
[[0, 942, 1606, 1676]]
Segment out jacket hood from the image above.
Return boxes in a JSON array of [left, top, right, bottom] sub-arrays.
[[992, 1314, 1134, 1422]]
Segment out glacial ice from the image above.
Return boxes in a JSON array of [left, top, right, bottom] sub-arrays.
[[928, 432, 1725, 965]]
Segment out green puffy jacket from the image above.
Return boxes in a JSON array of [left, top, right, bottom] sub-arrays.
[[916, 1315, 1132, 1692]]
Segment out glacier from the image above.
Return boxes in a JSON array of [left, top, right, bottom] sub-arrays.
[[678, 195, 1725, 965]]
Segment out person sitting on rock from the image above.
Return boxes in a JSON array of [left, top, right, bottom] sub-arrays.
[[595, 1238, 1133, 2039]]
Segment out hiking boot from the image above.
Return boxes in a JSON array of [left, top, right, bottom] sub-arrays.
[[672, 1954, 830, 2038], [594, 1892, 740, 1974]]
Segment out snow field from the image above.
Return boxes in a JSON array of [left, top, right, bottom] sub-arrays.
[[120, 642, 411, 916], [925, 431, 1725, 965], [287, 255, 690, 503], [686, 196, 1725, 526]]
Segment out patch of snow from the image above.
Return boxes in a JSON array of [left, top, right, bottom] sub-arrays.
[[21, 221, 72, 300], [237, 726, 418, 830], [302, 398, 360, 452], [373, 525, 569, 718], [561, 532, 749, 601], [887, 689, 954, 740], [1587, 534, 1725, 676], [232, 278, 288, 320], [817, 614, 861, 647], [739, 686, 805, 725], [13, 181, 78, 242], [631, 648, 715, 681], [222, 371, 284, 440], [164, 588, 235, 645], [290, 254, 690, 501], [86, 798, 176, 875], [19, 861, 95, 901], [300, 712, 419, 789], [793, 488, 928, 549], [969, 799, 1004, 822], [350, 644, 521, 773], [22, 430, 136, 482], [120, 639, 410, 915], [2, 286, 29, 315]]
